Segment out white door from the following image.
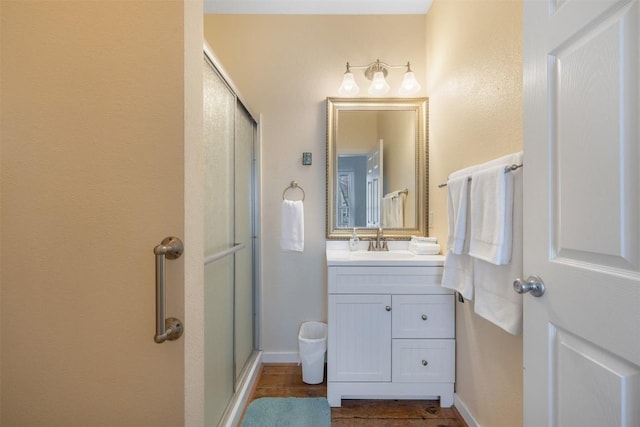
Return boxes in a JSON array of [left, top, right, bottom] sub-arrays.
[[523, 0, 640, 426]]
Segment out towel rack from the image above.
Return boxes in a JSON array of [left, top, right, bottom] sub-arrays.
[[386, 189, 409, 199], [438, 163, 523, 188], [282, 180, 305, 201]]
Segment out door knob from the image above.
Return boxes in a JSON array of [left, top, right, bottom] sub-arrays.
[[513, 275, 545, 297]]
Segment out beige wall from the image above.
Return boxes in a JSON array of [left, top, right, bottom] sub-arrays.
[[204, 15, 426, 355], [1, 1, 190, 424], [426, 1, 523, 426]]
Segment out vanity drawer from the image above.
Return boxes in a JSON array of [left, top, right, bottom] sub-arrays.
[[392, 295, 454, 339], [328, 266, 446, 294], [392, 339, 455, 383]]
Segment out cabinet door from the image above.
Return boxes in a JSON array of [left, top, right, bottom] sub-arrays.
[[328, 294, 391, 382]]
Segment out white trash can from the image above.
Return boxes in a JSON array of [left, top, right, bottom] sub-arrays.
[[298, 321, 328, 384]]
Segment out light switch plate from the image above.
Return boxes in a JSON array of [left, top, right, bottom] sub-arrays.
[[302, 152, 312, 165]]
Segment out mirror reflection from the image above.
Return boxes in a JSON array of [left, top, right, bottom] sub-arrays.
[[327, 98, 428, 239]]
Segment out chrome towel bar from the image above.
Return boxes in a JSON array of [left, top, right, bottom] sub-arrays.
[[438, 163, 523, 188]]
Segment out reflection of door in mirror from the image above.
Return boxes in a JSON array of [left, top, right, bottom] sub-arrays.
[[337, 153, 369, 227], [366, 140, 383, 227], [336, 170, 354, 227]]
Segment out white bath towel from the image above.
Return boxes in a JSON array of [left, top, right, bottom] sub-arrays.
[[473, 165, 523, 335], [441, 165, 477, 300], [468, 152, 523, 265], [280, 200, 304, 252], [447, 175, 471, 254], [441, 243, 475, 300]]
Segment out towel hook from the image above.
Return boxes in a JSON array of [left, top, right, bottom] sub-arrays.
[[282, 180, 305, 201]]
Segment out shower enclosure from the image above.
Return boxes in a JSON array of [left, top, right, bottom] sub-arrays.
[[203, 48, 260, 426]]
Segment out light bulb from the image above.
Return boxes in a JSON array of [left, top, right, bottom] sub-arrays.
[[368, 71, 390, 96], [338, 72, 360, 96], [398, 71, 421, 96]]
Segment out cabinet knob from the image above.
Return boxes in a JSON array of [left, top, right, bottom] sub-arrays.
[[421, 314, 428, 321], [422, 360, 428, 366], [385, 305, 391, 312]]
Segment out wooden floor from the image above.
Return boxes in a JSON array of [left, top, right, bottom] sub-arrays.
[[245, 363, 468, 426]]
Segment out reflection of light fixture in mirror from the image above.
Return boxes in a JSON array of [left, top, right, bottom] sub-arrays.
[[338, 59, 421, 97]]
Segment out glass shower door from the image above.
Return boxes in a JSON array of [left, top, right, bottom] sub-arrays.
[[203, 58, 235, 426], [234, 104, 256, 382], [203, 55, 258, 426]]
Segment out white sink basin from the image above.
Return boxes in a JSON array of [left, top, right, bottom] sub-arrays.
[[326, 249, 444, 266]]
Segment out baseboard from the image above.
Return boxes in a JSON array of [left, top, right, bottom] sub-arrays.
[[219, 350, 263, 427], [454, 393, 480, 427], [261, 351, 300, 363]]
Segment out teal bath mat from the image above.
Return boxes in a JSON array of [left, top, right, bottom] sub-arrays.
[[241, 397, 331, 427]]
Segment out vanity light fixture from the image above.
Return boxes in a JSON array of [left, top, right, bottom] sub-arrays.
[[338, 59, 422, 97]]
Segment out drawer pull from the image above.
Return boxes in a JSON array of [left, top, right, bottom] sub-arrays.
[[421, 314, 428, 321], [385, 306, 391, 312], [422, 360, 429, 366]]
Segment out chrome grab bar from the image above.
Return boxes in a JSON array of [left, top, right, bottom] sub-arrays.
[[153, 236, 184, 344]]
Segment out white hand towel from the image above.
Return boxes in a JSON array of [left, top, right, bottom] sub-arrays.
[[447, 175, 471, 255], [408, 242, 441, 255], [468, 152, 523, 265], [280, 200, 304, 252], [473, 167, 523, 334], [411, 236, 437, 243]]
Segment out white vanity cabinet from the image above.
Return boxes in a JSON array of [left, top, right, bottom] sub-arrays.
[[327, 263, 454, 408]]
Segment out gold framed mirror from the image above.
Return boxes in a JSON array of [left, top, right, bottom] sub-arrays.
[[326, 97, 428, 239]]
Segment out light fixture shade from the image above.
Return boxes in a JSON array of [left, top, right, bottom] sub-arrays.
[[368, 71, 390, 96], [338, 72, 360, 96], [398, 71, 421, 96]]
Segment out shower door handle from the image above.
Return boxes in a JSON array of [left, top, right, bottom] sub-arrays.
[[153, 236, 184, 343]]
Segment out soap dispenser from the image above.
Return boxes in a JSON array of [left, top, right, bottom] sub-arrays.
[[349, 228, 360, 251]]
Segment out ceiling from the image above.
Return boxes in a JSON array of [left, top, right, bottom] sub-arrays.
[[204, 0, 433, 15]]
